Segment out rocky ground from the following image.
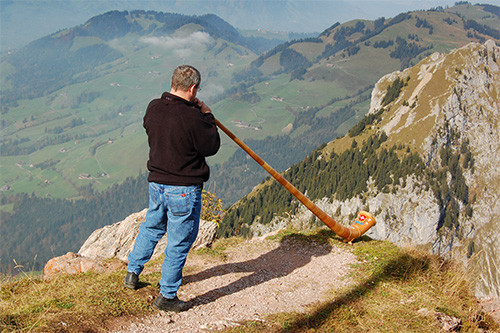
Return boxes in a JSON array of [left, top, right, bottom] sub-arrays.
[[108, 232, 358, 332]]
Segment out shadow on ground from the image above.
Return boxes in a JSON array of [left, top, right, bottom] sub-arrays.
[[184, 232, 334, 307], [277, 250, 435, 332]]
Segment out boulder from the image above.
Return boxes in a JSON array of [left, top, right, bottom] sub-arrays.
[[43, 252, 125, 280], [43, 208, 218, 279], [78, 208, 218, 261]]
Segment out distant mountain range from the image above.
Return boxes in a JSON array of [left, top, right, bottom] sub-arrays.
[[1, 11, 276, 105], [3, 0, 484, 53]]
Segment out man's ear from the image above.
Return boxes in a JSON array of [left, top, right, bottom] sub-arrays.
[[188, 84, 197, 93]]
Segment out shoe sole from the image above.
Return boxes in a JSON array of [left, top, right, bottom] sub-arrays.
[[152, 301, 188, 312], [124, 283, 137, 289]]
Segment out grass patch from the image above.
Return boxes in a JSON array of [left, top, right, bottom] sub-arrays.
[[192, 236, 247, 262], [0, 270, 157, 332]]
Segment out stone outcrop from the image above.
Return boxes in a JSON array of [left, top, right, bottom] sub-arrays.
[[78, 209, 149, 261], [43, 209, 218, 279], [43, 252, 126, 280], [78, 208, 218, 261]]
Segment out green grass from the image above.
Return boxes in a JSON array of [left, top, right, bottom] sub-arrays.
[[0, 203, 14, 213], [291, 42, 325, 61], [70, 36, 104, 52], [1, 229, 496, 332]]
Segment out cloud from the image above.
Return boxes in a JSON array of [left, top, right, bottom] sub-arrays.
[[199, 84, 225, 98], [139, 31, 213, 52]]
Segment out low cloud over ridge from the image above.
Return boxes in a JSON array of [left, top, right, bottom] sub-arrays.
[[140, 31, 213, 57]]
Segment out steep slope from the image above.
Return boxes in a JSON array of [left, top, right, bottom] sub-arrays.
[[365, 39, 500, 298], [209, 3, 500, 204], [219, 40, 499, 297]]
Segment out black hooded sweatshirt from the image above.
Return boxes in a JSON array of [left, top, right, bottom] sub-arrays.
[[143, 92, 220, 186]]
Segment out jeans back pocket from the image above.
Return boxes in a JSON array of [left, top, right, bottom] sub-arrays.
[[166, 192, 191, 216]]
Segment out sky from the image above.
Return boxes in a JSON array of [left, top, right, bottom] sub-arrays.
[[1, 0, 499, 53]]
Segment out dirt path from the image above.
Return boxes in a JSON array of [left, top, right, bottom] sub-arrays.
[[111, 233, 358, 332]]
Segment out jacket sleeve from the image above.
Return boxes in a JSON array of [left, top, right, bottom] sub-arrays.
[[191, 111, 221, 157]]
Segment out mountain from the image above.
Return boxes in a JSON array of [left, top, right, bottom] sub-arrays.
[[1, 4, 498, 204], [0, 11, 271, 273], [0, 10, 276, 200], [3, 0, 480, 53], [218, 39, 500, 298], [1, 10, 275, 105], [208, 3, 500, 204]]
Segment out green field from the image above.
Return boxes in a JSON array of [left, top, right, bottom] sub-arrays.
[[1, 33, 265, 199]]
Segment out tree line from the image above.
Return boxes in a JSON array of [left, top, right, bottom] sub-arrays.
[[0, 172, 149, 274], [218, 133, 426, 238]]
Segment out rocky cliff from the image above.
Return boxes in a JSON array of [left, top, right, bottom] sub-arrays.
[[248, 40, 499, 298], [368, 40, 499, 298]]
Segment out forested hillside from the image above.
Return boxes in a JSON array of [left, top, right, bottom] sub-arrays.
[[208, 2, 499, 204], [219, 134, 426, 237], [0, 173, 148, 273]]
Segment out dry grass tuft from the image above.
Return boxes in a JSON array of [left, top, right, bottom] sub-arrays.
[[1, 269, 157, 332]]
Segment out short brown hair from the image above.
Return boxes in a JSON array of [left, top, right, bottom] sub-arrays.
[[171, 65, 201, 91]]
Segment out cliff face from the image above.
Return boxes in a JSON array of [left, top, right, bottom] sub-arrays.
[[249, 40, 499, 297], [368, 40, 499, 297]]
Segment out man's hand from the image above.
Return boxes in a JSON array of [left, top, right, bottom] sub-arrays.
[[194, 98, 212, 114]]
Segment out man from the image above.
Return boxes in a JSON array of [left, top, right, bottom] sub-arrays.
[[124, 65, 220, 312]]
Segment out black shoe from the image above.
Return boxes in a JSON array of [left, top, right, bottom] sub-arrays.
[[152, 294, 189, 312], [124, 271, 139, 289]]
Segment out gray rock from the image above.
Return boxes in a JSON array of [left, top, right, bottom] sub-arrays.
[[43, 209, 218, 278], [78, 208, 218, 261]]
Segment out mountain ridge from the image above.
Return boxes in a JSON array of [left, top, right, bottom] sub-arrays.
[[1, 10, 274, 106]]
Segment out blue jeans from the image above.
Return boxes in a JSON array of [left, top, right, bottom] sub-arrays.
[[127, 182, 202, 298]]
